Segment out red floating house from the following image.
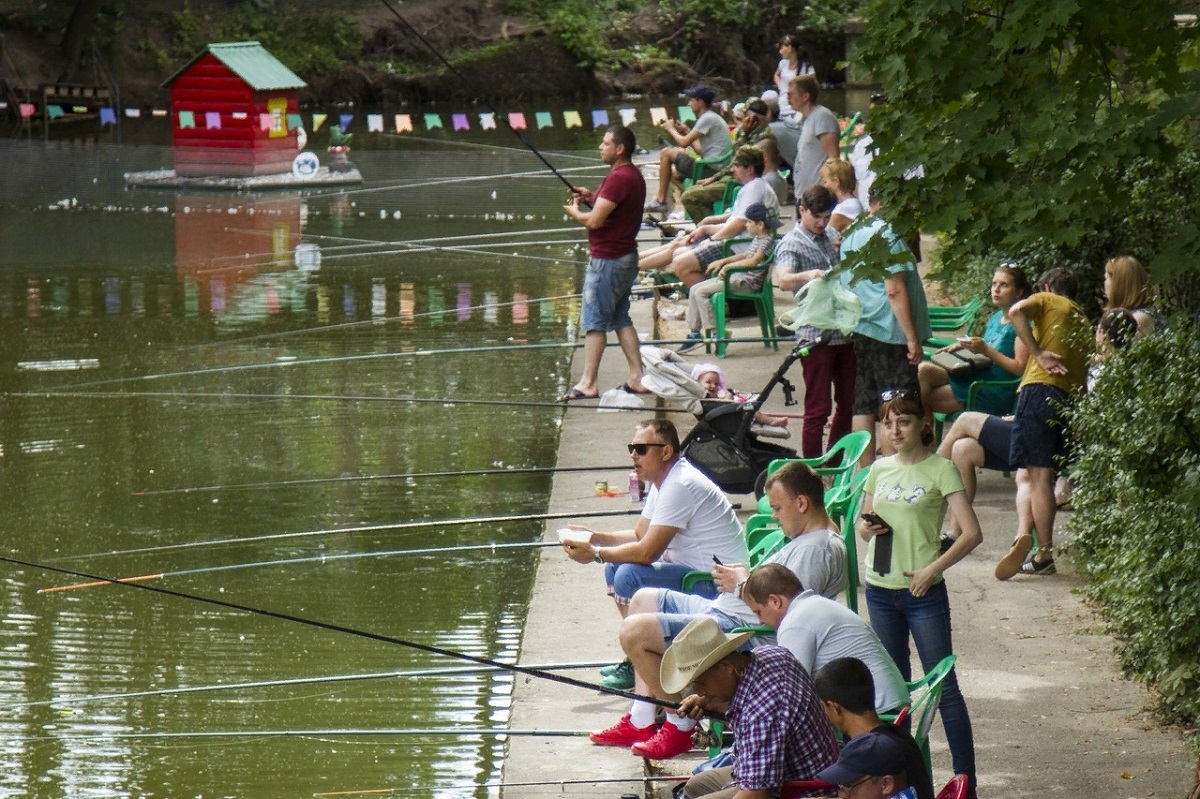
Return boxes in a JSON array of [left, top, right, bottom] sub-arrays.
[[163, 42, 306, 177]]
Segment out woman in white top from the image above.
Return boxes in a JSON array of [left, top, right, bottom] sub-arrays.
[[818, 158, 863, 242], [775, 35, 807, 118]]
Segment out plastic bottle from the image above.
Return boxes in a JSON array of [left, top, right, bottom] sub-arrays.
[[628, 469, 642, 502]]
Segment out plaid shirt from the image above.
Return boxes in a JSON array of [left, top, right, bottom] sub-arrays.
[[774, 224, 846, 346], [729, 646, 840, 792]]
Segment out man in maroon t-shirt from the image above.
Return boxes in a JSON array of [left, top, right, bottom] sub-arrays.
[[560, 125, 648, 401]]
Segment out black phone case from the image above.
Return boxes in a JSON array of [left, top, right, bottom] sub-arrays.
[[872, 530, 893, 575]]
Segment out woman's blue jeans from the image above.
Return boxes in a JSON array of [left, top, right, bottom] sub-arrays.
[[866, 581, 976, 787]]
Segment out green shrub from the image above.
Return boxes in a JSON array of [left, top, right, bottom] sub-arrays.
[[1066, 324, 1200, 745]]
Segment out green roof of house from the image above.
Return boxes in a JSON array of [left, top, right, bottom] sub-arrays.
[[163, 41, 307, 90]]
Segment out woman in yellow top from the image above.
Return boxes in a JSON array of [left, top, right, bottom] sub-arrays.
[[859, 390, 982, 797]]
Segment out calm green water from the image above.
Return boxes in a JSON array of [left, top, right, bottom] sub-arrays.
[[0, 135, 610, 797]]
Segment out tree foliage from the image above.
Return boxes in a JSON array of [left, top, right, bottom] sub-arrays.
[[853, 0, 1200, 304], [1066, 326, 1200, 735]]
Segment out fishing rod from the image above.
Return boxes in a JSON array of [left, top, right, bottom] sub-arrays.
[[38, 336, 787, 393], [40, 540, 565, 593], [48, 508, 643, 563], [16, 390, 699, 417], [4, 660, 618, 712], [6, 554, 714, 721], [377, 0, 580, 194], [15, 728, 596, 743], [135, 463, 634, 496], [313, 775, 689, 797]]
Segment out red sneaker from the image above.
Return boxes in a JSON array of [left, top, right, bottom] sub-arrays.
[[630, 719, 696, 759], [589, 714, 657, 747]]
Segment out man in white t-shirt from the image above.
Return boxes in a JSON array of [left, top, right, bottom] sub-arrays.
[[787, 74, 841, 192], [645, 85, 733, 214], [588, 462, 847, 760], [744, 563, 910, 714], [637, 146, 782, 289]]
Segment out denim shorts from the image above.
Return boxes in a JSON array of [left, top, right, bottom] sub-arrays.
[[1010, 383, 1071, 469], [604, 561, 718, 605], [581, 252, 639, 333], [851, 334, 920, 416], [656, 589, 748, 643]]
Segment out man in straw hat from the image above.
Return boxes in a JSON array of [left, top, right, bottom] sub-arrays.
[[666, 617, 838, 797]]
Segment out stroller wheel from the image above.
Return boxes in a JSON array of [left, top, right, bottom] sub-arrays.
[[753, 468, 770, 500]]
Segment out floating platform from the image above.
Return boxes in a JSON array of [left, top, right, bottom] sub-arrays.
[[124, 167, 362, 190]]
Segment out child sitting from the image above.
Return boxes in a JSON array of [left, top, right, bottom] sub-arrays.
[[690, 363, 790, 436], [678, 201, 780, 353]]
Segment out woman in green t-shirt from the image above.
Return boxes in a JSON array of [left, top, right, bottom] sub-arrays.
[[858, 390, 983, 796]]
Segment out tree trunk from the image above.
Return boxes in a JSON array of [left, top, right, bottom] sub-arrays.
[[60, 0, 103, 82]]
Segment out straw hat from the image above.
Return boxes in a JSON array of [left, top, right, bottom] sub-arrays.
[[660, 617, 754, 694]]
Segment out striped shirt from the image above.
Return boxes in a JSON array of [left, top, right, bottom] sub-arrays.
[[729, 646, 840, 791]]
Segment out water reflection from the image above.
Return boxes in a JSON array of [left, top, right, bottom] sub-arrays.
[[0, 141, 590, 797]]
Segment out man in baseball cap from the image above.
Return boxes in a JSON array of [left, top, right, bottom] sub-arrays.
[[816, 730, 919, 799]]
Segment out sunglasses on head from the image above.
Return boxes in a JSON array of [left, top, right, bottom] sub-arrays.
[[627, 443, 668, 455], [879, 388, 919, 403]]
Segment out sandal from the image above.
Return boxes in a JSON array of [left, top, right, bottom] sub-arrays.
[[558, 387, 598, 402]]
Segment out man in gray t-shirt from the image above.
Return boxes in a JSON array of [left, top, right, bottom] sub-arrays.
[[646, 84, 734, 213], [787, 74, 841, 192]]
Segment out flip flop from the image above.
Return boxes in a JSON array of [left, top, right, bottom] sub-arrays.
[[618, 383, 651, 395], [558, 387, 598, 402]]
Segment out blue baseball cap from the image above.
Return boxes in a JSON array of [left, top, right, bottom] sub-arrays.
[[744, 201, 783, 230], [816, 731, 909, 784]]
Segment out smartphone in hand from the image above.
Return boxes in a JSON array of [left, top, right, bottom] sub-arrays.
[[861, 512, 891, 531], [712, 554, 723, 565]]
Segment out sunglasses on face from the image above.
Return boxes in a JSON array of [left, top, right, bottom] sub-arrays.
[[627, 443, 668, 455]]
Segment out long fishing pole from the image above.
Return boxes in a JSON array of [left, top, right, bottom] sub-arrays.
[[15, 728, 595, 743], [5, 660, 617, 712], [377, 0, 580, 194], [48, 508, 642, 563], [313, 775, 690, 797], [40, 540, 565, 593], [5, 554, 710, 720], [135, 463, 634, 497], [16, 390, 697, 417], [305, 158, 606, 202], [37, 336, 786, 393]]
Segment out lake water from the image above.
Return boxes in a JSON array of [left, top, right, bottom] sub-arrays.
[[0, 126, 615, 798]]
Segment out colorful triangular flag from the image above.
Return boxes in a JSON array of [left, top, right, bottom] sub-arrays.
[[677, 105, 696, 123], [124, 108, 141, 118], [535, 111, 553, 129], [563, 110, 583, 128], [205, 111, 221, 129], [259, 113, 273, 132], [367, 113, 383, 132], [424, 113, 443, 130], [339, 114, 353, 132], [178, 110, 195, 129], [287, 113, 302, 131], [312, 113, 328, 131], [618, 108, 636, 125], [99, 107, 116, 126], [649, 107, 668, 125], [231, 111, 248, 120], [395, 114, 413, 133], [591, 109, 609, 128], [479, 112, 497, 130], [508, 112, 527, 130], [47, 104, 64, 119]]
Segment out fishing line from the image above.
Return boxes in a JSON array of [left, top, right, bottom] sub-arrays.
[[135, 463, 633, 496], [47, 508, 642, 562], [303, 159, 606, 201], [40, 540, 564, 593], [175, 287, 585, 353], [5, 661, 616, 711], [5, 554, 709, 720], [376, 0, 580, 194], [13, 728, 595, 743]]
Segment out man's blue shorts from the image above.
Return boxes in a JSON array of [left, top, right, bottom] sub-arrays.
[[581, 252, 639, 333], [655, 589, 743, 641], [1010, 383, 1072, 469]]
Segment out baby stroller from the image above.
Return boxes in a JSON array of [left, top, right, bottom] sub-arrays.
[[679, 336, 826, 494]]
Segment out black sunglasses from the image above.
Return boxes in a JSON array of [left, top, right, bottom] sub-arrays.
[[627, 443, 668, 456], [880, 388, 919, 403]]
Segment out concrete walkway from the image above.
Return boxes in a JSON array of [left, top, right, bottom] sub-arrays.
[[503, 263, 1193, 798]]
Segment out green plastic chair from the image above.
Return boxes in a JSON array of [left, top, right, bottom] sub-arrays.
[[931, 376, 1022, 444], [679, 528, 788, 593], [683, 152, 733, 190], [927, 295, 986, 335], [755, 430, 873, 515], [834, 467, 870, 614], [705, 241, 778, 358], [905, 654, 958, 778], [712, 179, 741, 216]]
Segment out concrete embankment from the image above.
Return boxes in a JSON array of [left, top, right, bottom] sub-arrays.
[[503, 262, 1193, 798]]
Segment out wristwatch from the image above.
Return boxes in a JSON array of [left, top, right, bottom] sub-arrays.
[[593, 548, 604, 564]]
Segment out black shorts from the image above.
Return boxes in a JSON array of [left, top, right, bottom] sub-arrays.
[[1010, 383, 1072, 469], [978, 415, 1016, 472], [851, 334, 919, 416]]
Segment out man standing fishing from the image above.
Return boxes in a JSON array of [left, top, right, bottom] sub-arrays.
[[559, 125, 648, 401]]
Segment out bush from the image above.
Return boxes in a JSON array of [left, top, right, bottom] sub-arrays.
[[1066, 324, 1200, 746]]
